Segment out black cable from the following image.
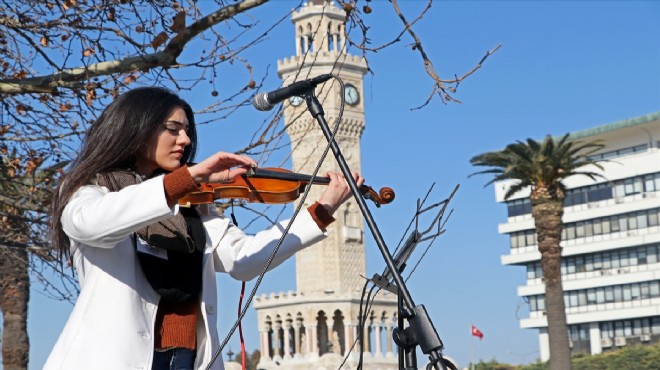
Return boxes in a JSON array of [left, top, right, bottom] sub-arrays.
[[336, 279, 370, 369]]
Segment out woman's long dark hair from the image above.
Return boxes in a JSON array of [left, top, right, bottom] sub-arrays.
[[50, 87, 197, 258]]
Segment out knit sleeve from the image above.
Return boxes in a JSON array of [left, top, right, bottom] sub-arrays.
[[163, 165, 199, 204], [307, 202, 335, 230]]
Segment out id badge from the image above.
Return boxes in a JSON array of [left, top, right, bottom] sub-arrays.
[[135, 237, 168, 260]]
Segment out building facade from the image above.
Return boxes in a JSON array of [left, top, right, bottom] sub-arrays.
[[496, 112, 660, 361], [253, 1, 398, 369]]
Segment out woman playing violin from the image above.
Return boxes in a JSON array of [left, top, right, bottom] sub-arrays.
[[46, 86, 363, 370]]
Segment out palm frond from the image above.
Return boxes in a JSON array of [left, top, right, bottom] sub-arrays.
[[470, 132, 608, 200], [505, 181, 530, 199]]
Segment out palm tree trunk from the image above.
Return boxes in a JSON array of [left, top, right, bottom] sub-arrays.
[[531, 192, 571, 370], [0, 245, 30, 370]]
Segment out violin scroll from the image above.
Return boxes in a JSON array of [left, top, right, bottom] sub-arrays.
[[360, 185, 395, 207]]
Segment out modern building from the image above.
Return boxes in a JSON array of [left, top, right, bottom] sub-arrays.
[[253, 1, 398, 369], [496, 112, 660, 361]]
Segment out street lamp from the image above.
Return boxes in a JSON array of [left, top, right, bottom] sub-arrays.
[[226, 346, 235, 362]]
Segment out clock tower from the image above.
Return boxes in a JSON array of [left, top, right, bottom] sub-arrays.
[[280, 2, 368, 297], [253, 1, 398, 369]]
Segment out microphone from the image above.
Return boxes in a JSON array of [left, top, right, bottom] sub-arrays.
[[252, 74, 332, 111]]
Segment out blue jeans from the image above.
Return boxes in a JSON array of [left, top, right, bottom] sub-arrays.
[[152, 348, 196, 370]]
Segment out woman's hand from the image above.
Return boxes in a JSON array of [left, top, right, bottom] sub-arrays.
[[187, 152, 257, 184], [318, 171, 364, 215]]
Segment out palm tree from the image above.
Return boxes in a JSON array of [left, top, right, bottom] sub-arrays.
[[470, 133, 605, 370]]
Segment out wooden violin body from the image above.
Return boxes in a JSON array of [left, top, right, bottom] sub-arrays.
[[179, 167, 395, 207]]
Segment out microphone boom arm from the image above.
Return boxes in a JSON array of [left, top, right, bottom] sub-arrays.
[[252, 74, 332, 111]]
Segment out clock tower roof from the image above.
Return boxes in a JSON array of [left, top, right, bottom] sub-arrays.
[[278, 0, 367, 79]]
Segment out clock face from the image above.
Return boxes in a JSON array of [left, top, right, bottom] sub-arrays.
[[344, 84, 360, 105], [289, 95, 304, 107]]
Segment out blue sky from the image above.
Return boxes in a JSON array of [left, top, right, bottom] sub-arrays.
[[25, 1, 660, 369]]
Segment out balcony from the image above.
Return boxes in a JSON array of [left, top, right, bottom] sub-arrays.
[[502, 224, 660, 266], [521, 297, 660, 328]]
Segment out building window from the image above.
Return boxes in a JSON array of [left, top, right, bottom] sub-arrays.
[[605, 286, 614, 302], [532, 243, 660, 280], [589, 183, 612, 202], [526, 232, 536, 246], [529, 295, 546, 312], [650, 281, 660, 297], [514, 207, 660, 248], [601, 317, 660, 339], [644, 174, 657, 193], [593, 221, 603, 235], [624, 321, 634, 337], [529, 280, 660, 312], [507, 198, 531, 217], [593, 254, 603, 270], [652, 317, 660, 334], [601, 322, 614, 338], [641, 282, 650, 299], [624, 178, 642, 195], [648, 246, 658, 263], [505, 170, 660, 217], [566, 225, 576, 240], [589, 144, 648, 161], [620, 250, 630, 267], [631, 285, 641, 300], [587, 289, 597, 305], [526, 262, 542, 279], [638, 213, 649, 229]]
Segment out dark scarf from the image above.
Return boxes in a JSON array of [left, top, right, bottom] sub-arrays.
[[97, 169, 206, 302], [96, 170, 197, 253]]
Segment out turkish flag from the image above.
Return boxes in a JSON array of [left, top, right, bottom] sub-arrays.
[[471, 325, 484, 340]]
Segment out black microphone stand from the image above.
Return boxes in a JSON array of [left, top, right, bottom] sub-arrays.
[[303, 93, 451, 370]]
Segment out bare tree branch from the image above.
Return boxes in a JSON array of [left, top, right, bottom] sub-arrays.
[[0, 0, 270, 94]]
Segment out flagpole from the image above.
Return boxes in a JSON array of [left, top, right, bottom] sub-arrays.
[[470, 325, 474, 370]]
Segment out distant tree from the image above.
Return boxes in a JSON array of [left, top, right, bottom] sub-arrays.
[[249, 349, 261, 369], [0, 154, 64, 370], [470, 134, 605, 370], [230, 348, 260, 370], [519, 342, 660, 370], [473, 359, 517, 370], [0, 212, 29, 370]]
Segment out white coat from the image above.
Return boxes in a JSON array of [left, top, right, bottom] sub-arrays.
[[44, 175, 327, 370]]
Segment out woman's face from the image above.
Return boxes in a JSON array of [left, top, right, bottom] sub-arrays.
[[135, 107, 191, 176]]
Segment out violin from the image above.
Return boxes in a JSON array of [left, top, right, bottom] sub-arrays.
[[178, 167, 395, 207]]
